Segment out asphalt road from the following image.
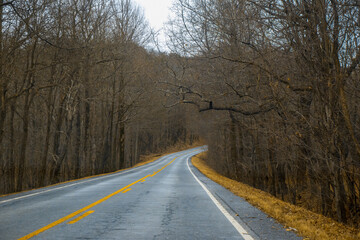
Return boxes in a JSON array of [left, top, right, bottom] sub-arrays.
[[0, 147, 301, 240]]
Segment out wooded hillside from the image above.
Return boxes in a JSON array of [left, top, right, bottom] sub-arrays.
[[0, 0, 197, 194], [164, 0, 360, 226]]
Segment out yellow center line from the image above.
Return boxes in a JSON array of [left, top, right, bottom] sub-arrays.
[[18, 151, 195, 240], [18, 175, 148, 240], [150, 170, 160, 177], [122, 188, 132, 193], [18, 155, 181, 240], [67, 211, 94, 225], [149, 159, 176, 177]]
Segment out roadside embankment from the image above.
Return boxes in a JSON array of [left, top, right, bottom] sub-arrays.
[[191, 152, 360, 240]]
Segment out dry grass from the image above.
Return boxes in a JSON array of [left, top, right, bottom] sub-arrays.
[[133, 153, 163, 168], [192, 152, 360, 240]]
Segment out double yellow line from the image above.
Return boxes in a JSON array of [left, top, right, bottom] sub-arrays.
[[18, 156, 178, 240]]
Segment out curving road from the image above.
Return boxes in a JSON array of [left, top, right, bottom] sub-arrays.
[[0, 147, 301, 240]]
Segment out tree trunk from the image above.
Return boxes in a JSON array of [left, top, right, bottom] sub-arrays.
[[16, 93, 31, 192], [50, 96, 65, 183], [118, 120, 125, 169], [8, 103, 15, 192], [74, 104, 81, 178], [334, 165, 347, 223], [0, 0, 5, 146], [229, 114, 240, 179], [39, 88, 54, 186]]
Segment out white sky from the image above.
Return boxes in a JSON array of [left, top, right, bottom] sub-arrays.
[[134, 0, 174, 30], [133, 0, 175, 50]]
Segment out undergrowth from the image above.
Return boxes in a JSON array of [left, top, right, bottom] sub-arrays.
[[192, 152, 360, 240]]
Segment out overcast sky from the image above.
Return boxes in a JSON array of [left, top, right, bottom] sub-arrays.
[[133, 0, 174, 29], [133, 0, 175, 50]]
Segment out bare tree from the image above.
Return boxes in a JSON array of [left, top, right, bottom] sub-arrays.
[[0, 0, 192, 195], [166, 0, 360, 225]]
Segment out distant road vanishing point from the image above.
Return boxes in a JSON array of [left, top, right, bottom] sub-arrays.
[[0, 147, 301, 240]]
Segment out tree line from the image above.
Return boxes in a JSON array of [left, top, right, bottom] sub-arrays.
[[0, 0, 196, 195], [1, 0, 359, 228], [164, 0, 360, 226]]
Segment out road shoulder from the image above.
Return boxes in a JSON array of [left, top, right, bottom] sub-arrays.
[[189, 154, 302, 240]]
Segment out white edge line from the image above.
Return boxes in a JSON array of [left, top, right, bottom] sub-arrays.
[[0, 151, 185, 205], [186, 156, 254, 240]]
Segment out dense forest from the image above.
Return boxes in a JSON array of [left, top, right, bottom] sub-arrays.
[[0, 0, 197, 194], [1, 0, 360, 228]]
